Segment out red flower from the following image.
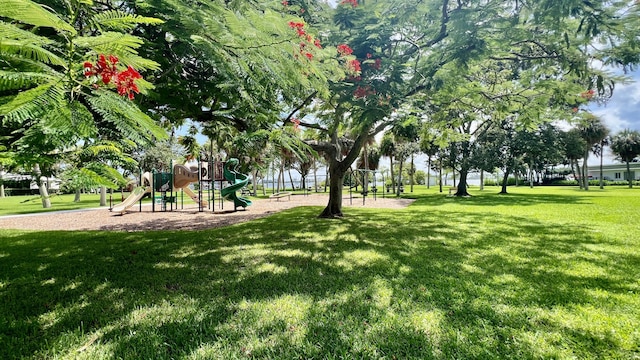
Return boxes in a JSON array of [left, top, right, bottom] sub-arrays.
[[337, 44, 353, 56], [115, 66, 142, 100], [83, 61, 94, 76], [354, 85, 375, 99], [373, 58, 382, 70], [366, 53, 372, 59], [304, 52, 313, 60], [288, 21, 305, 29], [291, 117, 301, 130], [281, 0, 288, 5], [314, 38, 322, 48], [340, 0, 358, 7], [347, 59, 361, 73], [580, 89, 595, 100], [95, 54, 118, 84], [296, 28, 306, 36]]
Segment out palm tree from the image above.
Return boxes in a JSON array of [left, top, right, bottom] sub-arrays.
[[594, 136, 610, 189], [610, 129, 640, 188], [577, 114, 609, 190], [380, 133, 396, 193]]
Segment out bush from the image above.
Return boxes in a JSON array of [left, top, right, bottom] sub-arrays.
[[551, 179, 578, 186]]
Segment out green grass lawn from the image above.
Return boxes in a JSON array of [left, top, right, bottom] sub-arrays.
[[1, 186, 639, 359], [0, 193, 129, 216]]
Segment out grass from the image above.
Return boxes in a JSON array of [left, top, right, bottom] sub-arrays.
[[0, 186, 639, 359], [0, 193, 129, 216]]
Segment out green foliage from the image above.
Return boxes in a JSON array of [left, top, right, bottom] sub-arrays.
[[611, 129, 640, 164], [0, 0, 166, 175], [1, 187, 639, 358]]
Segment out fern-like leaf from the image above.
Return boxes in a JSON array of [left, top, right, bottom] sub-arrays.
[[0, 70, 55, 91], [74, 32, 161, 70], [0, 82, 66, 123], [0, 0, 76, 35], [91, 10, 164, 31], [85, 90, 167, 145]]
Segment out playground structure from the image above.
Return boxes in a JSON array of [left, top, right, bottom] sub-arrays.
[[345, 168, 386, 205], [221, 158, 252, 210], [110, 158, 252, 214]]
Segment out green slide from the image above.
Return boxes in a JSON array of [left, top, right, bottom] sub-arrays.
[[221, 158, 252, 210]]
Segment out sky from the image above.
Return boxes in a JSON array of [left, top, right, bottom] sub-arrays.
[[588, 69, 640, 164]]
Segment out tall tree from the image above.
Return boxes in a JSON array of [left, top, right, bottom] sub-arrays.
[[379, 133, 396, 194], [610, 129, 640, 188], [0, 0, 166, 207], [562, 129, 588, 188], [577, 114, 609, 190]]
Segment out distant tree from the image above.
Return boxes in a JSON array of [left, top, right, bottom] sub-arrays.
[[380, 133, 397, 194], [593, 136, 610, 189], [610, 130, 640, 188], [577, 114, 609, 190], [562, 129, 588, 188]]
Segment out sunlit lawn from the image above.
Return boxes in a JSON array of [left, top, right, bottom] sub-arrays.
[[1, 186, 639, 359]]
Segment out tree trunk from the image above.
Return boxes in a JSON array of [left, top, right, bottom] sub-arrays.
[[529, 165, 534, 188], [0, 166, 5, 198], [313, 160, 318, 192], [500, 167, 511, 194], [438, 160, 443, 193], [396, 161, 403, 196], [288, 168, 296, 190], [319, 164, 346, 218], [271, 162, 276, 194], [100, 186, 107, 206], [626, 161, 633, 188], [575, 160, 583, 189], [74, 189, 81, 202], [410, 154, 414, 193], [389, 156, 395, 194], [427, 157, 431, 189], [455, 167, 471, 196], [582, 152, 590, 190], [277, 163, 283, 192], [480, 170, 484, 191], [252, 169, 259, 196], [570, 160, 580, 188], [599, 143, 605, 189], [33, 164, 51, 208]]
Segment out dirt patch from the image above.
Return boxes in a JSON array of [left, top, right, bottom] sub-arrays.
[[0, 193, 414, 232]]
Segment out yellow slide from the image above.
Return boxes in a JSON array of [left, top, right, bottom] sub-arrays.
[[110, 186, 151, 214], [181, 186, 208, 207]]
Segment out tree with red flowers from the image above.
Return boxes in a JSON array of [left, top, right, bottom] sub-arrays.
[[0, 0, 165, 208], [292, 0, 640, 217]]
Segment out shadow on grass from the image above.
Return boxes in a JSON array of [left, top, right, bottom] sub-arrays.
[[412, 189, 593, 208], [0, 204, 638, 359]]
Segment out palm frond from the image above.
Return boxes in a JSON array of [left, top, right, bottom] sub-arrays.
[[0, 0, 76, 35]]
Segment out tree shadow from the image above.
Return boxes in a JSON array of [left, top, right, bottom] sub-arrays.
[[0, 204, 638, 359]]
